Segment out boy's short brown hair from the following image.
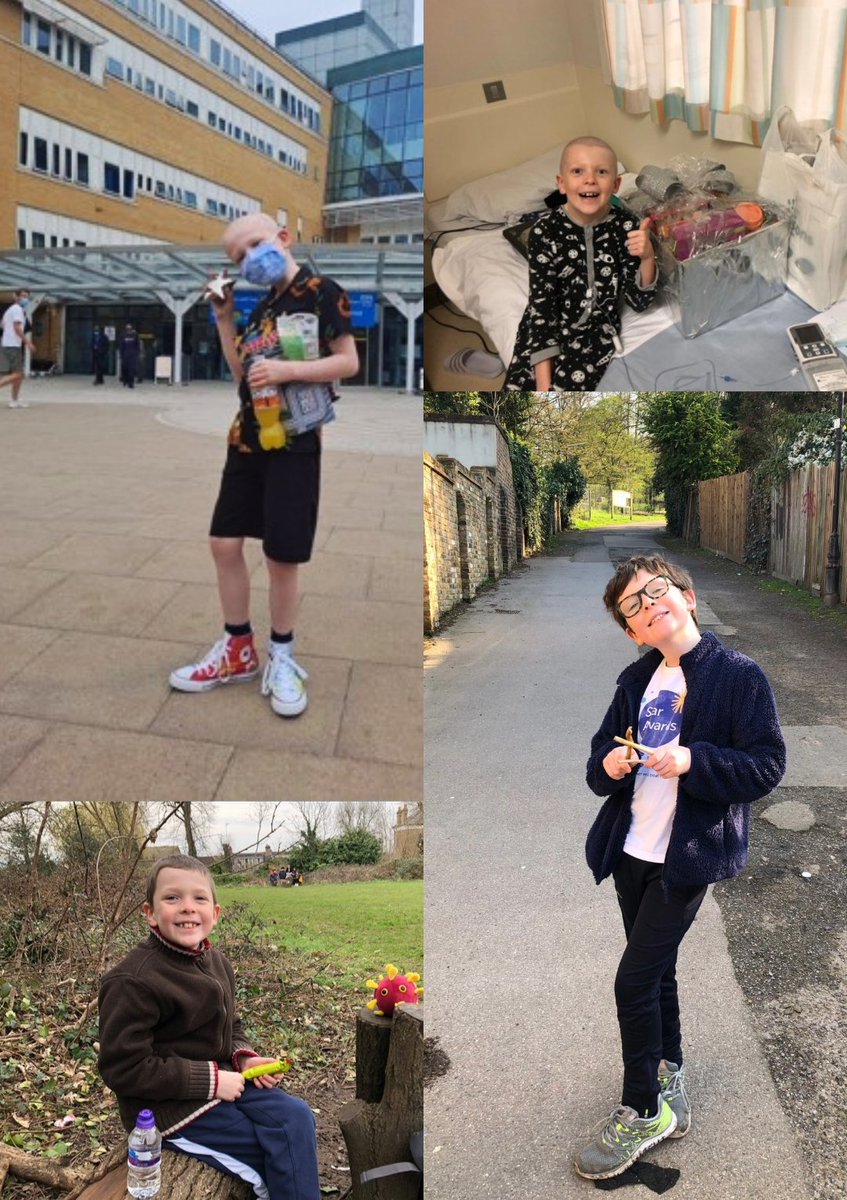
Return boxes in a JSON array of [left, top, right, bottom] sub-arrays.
[[145, 854, 217, 906], [603, 554, 698, 632]]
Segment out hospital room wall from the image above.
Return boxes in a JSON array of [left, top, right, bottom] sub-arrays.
[[424, 0, 584, 203], [425, 0, 763, 204]]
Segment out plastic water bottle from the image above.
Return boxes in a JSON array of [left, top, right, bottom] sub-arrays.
[[127, 1109, 161, 1199]]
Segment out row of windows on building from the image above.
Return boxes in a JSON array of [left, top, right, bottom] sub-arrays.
[[360, 232, 424, 244], [23, 13, 311, 177], [104, 0, 323, 132], [18, 133, 253, 221], [102, 53, 309, 173]]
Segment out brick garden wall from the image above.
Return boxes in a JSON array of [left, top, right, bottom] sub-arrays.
[[424, 420, 521, 632]]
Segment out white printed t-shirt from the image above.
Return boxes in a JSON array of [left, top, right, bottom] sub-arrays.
[[623, 659, 686, 863], [1, 304, 25, 348]]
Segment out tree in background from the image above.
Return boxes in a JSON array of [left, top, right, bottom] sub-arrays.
[[424, 390, 536, 438], [642, 393, 739, 536], [337, 801, 393, 849], [49, 801, 148, 869], [720, 393, 839, 571], [721, 393, 837, 473], [0, 805, 55, 872], [576, 393, 655, 512], [324, 829, 382, 866]]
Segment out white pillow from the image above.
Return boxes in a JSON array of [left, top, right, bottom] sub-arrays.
[[444, 146, 627, 225]]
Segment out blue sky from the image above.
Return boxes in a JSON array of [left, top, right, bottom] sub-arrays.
[[228, 1, 423, 46]]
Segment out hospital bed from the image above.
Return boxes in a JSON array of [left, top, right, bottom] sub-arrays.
[[427, 147, 817, 392]]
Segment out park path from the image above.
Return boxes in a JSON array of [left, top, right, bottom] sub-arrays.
[[424, 523, 812, 1200]]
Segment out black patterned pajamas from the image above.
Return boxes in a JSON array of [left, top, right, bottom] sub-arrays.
[[506, 205, 657, 391]]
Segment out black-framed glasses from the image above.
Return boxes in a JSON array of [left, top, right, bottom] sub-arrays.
[[617, 575, 671, 619]]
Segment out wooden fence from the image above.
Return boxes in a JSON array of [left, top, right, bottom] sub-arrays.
[[688, 464, 847, 606], [770, 462, 847, 606], [699, 472, 750, 564]]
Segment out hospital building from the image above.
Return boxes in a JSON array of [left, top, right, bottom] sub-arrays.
[[0, 0, 422, 388]]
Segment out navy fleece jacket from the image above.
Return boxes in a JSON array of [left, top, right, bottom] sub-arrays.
[[585, 632, 786, 888]]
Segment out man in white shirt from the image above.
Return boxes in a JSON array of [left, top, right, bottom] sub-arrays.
[[0, 288, 36, 408]]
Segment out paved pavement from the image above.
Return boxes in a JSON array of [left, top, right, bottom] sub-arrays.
[[424, 523, 812, 1199], [0, 377, 421, 802]]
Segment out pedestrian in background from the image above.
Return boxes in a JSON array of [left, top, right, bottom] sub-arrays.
[[120, 324, 140, 388], [0, 288, 36, 408], [92, 326, 109, 385]]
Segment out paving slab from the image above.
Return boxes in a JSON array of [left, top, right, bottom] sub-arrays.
[[27, 531, 164, 575], [0, 525, 71, 565], [0, 380, 421, 801], [0, 630, 193, 729], [779, 725, 847, 788], [297, 594, 421, 666], [214, 747, 420, 802], [0, 714, 49, 780], [0, 726, 233, 803], [21, 573, 180, 636], [336, 662, 423, 767], [0, 623, 62, 684], [368, 558, 423, 604], [0, 567, 66, 621], [323, 527, 422, 562]]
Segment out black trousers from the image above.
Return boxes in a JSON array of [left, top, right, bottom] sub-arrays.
[[612, 853, 707, 1117]]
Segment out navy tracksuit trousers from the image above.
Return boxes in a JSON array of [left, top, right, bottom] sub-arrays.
[[163, 1085, 320, 1200], [612, 853, 707, 1118]]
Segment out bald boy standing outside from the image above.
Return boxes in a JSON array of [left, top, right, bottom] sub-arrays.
[[169, 214, 358, 716]]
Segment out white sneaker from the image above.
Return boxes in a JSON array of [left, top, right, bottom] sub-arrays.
[[16, 399, 30, 408], [261, 643, 308, 717], [8, 400, 19, 408]]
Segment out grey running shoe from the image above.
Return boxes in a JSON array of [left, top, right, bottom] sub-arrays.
[[658, 1060, 690, 1138], [574, 1097, 677, 1180]]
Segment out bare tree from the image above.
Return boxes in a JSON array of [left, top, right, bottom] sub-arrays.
[[336, 802, 394, 848], [293, 801, 332, 841]]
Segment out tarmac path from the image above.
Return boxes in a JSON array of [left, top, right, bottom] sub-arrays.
[[425, 523, 817, 1200], [0, 377, 421, 802]]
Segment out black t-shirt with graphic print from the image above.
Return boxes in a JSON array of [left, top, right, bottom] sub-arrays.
[[229, 266, 353, 453]]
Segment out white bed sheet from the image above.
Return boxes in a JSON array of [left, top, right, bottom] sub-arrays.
[[431, 227, 673, 370]]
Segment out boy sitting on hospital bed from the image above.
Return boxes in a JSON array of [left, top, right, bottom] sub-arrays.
[[506, 136, 656, 392]]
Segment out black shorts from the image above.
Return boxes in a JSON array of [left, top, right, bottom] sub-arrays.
[[209, 434, 321, 563]]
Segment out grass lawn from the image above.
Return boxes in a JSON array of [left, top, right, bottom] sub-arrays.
[[216, 880, 423, 987], [571, 512, 665, 530]]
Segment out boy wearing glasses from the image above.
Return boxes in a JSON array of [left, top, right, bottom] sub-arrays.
[[575, 554, 785, 1180]]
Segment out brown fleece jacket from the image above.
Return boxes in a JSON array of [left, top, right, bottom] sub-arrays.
[[98, 928, 258, 1135]]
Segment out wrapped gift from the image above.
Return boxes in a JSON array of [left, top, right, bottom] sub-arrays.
[[659, 217, 791, 338]]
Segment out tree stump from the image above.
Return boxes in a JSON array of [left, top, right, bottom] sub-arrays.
[[355, 1006, 394, 1103], [339, 1006, 423, 1200], [74, 1150, 253, 1200]]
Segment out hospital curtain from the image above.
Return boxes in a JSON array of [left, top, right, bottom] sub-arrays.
[[599, 0, 847, 146]]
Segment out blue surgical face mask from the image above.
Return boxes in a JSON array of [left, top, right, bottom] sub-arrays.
[[241, 240, 288, 287], [18, 297, 29, 310]]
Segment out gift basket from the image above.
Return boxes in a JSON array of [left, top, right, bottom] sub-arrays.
[[628, 156, 792, 338]]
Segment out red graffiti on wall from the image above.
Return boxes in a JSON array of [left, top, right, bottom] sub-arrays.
[[802, 489, 817, 518]]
